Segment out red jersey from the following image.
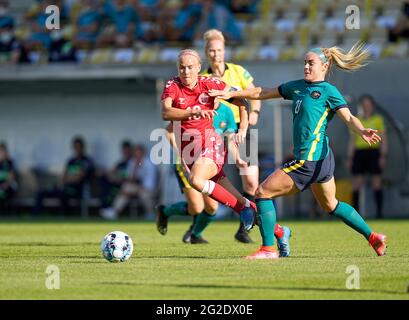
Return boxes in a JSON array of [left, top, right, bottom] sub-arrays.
[[161, 76, 228, 171], [161, 76, 227, 135]]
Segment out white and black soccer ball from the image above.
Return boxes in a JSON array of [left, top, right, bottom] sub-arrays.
[[100, 231, 133, 262]]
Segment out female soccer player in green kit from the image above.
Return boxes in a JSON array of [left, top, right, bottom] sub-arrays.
[[209, 42, 387, 259]]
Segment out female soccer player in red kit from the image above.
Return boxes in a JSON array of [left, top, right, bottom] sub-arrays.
[[158, 49, 256, 232]]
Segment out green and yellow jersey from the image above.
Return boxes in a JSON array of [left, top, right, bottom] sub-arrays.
[[355, 114, 384, 150], [201, 62, 254, 123], [278, 79, 348, 161]]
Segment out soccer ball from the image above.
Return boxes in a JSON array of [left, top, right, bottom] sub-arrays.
[[100, 231, 133, 262]]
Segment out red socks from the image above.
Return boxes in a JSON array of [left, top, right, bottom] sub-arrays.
[[206, 182, 244, 213], [274, 224, 284, 239]]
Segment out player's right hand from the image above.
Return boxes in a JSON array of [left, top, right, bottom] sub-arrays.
[[208, 89, 232, 100], [360, 128, 381, 146], [198, 109, 217, 120]]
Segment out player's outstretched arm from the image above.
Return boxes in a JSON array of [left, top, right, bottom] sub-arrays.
[[246, 82, 262, 126], [337, 107, 382, 147], [209, 87, 281, 101]]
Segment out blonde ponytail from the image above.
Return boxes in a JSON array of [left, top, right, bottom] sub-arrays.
[[322, 42, 370, 72]]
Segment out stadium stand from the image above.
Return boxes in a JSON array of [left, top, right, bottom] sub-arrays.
[[0, 0, 407, 66]]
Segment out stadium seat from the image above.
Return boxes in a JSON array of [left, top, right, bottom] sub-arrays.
[[112, 48, 135, 64], [135, 46, 160, 63], [88, 49, 114, 65], [159, 47, 182, 63], [231, 45, 258, 61]]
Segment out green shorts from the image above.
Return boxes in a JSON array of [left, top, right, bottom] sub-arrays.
[[281, 149, 335, 192]]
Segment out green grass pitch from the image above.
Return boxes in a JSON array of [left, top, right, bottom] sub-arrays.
[[0, 219, 408, 300]]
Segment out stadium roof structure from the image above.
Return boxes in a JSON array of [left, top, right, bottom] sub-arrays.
[[0, 64, 145, 81]]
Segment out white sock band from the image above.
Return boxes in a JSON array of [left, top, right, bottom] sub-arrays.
[[202, 180, 216, 195]]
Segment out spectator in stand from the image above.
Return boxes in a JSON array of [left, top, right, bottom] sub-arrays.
[[388, 0, 409, 42], [132, 0, 164, 22], [97, 0, 143, 48], [229, 0, 259, 14], [0, 1, 30, 64], [100, 144, 157, 220], [0, 0, 13, 31], [195, 0, 242, 44], [34, 136, 95, 215], [48, 29, 77, 62], [0, 142, 18, 213], [72, 0, 102, 49], [129, 0, 166, 43], [25, 0, 53, 50], [164, 0, 201, 43], [98, 140, 133, 212]]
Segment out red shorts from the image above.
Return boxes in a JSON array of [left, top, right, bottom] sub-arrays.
[[181, 130, 226, 180]]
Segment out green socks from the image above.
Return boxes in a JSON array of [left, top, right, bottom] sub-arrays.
[[164, 201, 188, 217], [256, 198, 277, 246], [192, 211, 216, 237], [331, 201, 372, 240]]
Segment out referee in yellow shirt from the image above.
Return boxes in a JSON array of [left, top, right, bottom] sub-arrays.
[[199, 29, 261, 243], [347, 94, 388, 219]]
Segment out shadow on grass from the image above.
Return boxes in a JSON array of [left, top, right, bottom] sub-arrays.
[[140, 256, 231, 260], [4, 242, 96, 247], [100, 282, 407, 296]]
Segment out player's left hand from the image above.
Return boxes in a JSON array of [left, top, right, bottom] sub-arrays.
[[361, 128, 382, 146]]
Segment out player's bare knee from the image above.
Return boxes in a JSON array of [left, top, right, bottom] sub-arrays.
[[205, 205, 217, 215], [322, 199, 338, 213], [188, 203, 204, 215], [255, 185, 269, 199], [189, 175, 205, 191]]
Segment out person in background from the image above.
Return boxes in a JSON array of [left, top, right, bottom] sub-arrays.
[[0, 0, 13, 30], [98, 140, 132, 212], [194, 0, 242, 44], [72, 0, 102, 49], [0, 142, 18, 212], [100, 144, 157, 220], [25, 0, 53, 51], [98, 0, 142, 48], [388, 0, 409, 42], [166, 0, 202, 43], [34, 136, 95, 215], [48, 29, 77, 63], [0, 0, 29, 64], [347, 94, 388, 219]]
